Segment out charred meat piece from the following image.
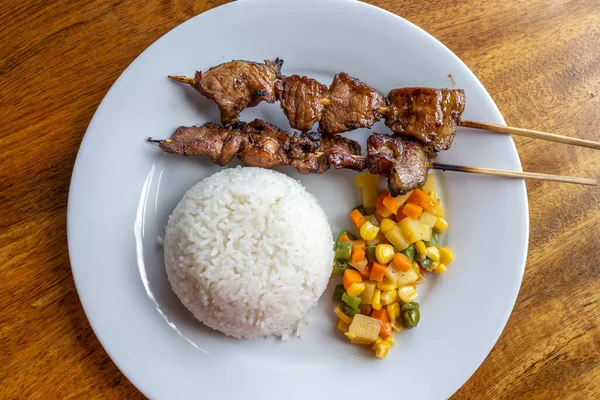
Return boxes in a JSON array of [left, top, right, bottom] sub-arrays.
[[192, 59, 283, 126], [319, 73, 386, 135], [158, 123, 243, 166], [275, 75, 328, 132], [367, 134, 430, 195], [385, 88, 466, 152], [289, 132, 365, 174], [237, 119, 291, 168]]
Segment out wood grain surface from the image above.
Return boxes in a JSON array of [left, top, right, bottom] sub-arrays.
[[1, 0, 598, 398]]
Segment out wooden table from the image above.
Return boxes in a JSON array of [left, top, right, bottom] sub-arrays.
[[1, 0, 599, 398]]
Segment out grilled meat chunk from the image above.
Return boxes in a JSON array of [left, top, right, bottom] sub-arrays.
[[385, 88, 465, 152], [367, 133, 429, 195], [275, 75, 328, 132], [289, 132, 365, 174], [319, 73, 386, 135], [237, 119, 290, 168], [192, 59, 283, 126], [158, 123, 243, 166]]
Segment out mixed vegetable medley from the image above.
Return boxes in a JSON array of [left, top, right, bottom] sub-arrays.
[[332, 172, 454, 358]]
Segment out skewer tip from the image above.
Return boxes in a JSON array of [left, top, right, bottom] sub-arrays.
[[168, 75, 195, 85], [147, 137, 171, 144]]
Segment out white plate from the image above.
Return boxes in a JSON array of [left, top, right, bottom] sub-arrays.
[[67, 0, 529, 398]]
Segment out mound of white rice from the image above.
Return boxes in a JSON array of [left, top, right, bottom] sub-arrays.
[[164, 167, 334, 338]]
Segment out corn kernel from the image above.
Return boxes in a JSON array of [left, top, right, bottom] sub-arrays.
[[398, 285, 418, 303], [379, 218, 397, 234], [344, 332, 356, 340], [411, 261, 420, 275], [380, 290, 398, 305], [374, 340, 391, 358], [375, 244, 395, 264], [415, 240, 427, 260], [371, 289, 382, 310], [377, 277, 397, 292], [439, 247, 454, 265], [434, 263, 447, 274], [372, 336, 384, 350], [429, 261, 439, 271], [434, 217, 448, 233], [334, 304, 353, 324], [384, 334, 395, 345], [386, 302, 400, 322], [426, 246, 440, 262], [360, 221, 380, 241], [347, 282, 365, 297], [337, 319, 350, 333]]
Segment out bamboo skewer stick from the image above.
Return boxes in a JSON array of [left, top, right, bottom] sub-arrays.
[[168, 76, 600, 150], [458, 120, 600, 150]]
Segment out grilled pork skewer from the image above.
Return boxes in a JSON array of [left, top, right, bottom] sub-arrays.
[[149, 120, 597, 193], [171, 59, 600, 151]]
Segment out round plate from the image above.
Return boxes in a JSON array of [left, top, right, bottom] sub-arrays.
[[67, 0, 529, 398]]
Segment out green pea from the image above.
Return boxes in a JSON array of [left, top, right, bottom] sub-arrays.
[[401, 243, 415, 261], [402, 308, 420, 328], [332, 284, 345, 302], [401, 301, 420, 312]]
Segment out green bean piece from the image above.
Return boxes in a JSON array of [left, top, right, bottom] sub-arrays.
[[365, 215, 379, 226], [401, 301, 420, 312], [401, 243, 415, 261], [353, 205, 367, 216], [335, 241, 352, 260], [402, 308, 420, 328], [425, 231, 440, 247], [420, 257, 433, 269], [366, 246, 377, 262], [332, 284, 345, 302], [333, 260, 349, 274], [343, 304, 359, 317], [341, 292, 362, 310], [337, 230, 356, 241]]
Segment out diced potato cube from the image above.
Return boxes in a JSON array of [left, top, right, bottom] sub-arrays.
[[348, 314, 383, 344], [398, 218, 432, 243], [395, 267, 419, 287], [419, 212, 437, 229], [421, 174, 437, 194], [385, 227, 409, 251], [361, 280, 377, 304]]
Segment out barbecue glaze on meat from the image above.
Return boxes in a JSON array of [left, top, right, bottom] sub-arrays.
[[385, 88, 466, 152], [237, 119, 291, 168], [192, 59, 283, 126], [276, 75, 328, 132], [289, 132, 365, 174], [367, 134, 430, 195], [158, 123, 243, 166], [319, 73, 386, 135]]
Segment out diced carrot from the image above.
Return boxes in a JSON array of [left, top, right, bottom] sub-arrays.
[[402, 203, 423, 219], [370, 262, 387, 282], [350, 248, 366, 263], [407, 189, 437, 211], [382, 194, 399, 215], [359, 263, 372, 279], [379, 322, 392, 339], [339, 234, 351, 242], [376, 190, 393, 218], [393, 253, 412, 272], [419, 266, 427, 275], [349, 209, 367, 228], [342, 269, 362, 290], [352, 239, 366, 252], [371, 308, 389, 322]]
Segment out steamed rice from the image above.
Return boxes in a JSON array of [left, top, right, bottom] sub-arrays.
[[164, 167, 334, 338]]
